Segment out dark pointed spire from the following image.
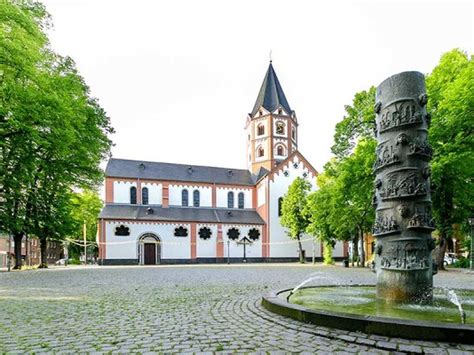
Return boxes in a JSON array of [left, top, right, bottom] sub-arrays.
[[251, 62, 292, 116]]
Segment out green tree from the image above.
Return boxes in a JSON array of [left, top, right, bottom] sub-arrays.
[[69, 190, 103, 260], [335, 139, 376, 266], [332, 87, 376, 159], [305, 169, 339, 245], [0, 1, 113, 268], [426, 49, 474, 269], [0, 0, 51, 267], [306, 140, 376, 266], [280, 177, 312, 263]]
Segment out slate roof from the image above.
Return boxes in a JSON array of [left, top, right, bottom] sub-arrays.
[[255, 167, 269, 182], [251, 62, 292, 116], [100, 204, 265, 225], [106, 158, 258, 186]]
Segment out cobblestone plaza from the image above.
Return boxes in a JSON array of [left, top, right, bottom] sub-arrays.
[[1, 265, 473, 354]]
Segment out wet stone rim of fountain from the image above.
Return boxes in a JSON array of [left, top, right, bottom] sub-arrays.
[[261, 285, 474, 345]]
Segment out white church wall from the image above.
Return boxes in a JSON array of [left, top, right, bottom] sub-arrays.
[[169, 184, 212, 207], [223, 225, 262, 259], [333, 240, 344, 257], [196, 224, 217, 258], [141, 182, 162, 205], [114, 181, 137, 204], [257, 185, 266, 207], [269, 155, 318, 258], [216, 188, 252, 209], [105, 222, 191, 260]]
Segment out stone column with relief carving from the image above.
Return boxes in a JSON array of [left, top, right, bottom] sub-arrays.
[[373, 71, 436, 303]]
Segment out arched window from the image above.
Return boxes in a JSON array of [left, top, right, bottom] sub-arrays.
[[142, 187, 149, 205], [257, 124, 265, 136], [278, 197, 284, 216], [292, 127, 296, 140], [130, 186, 137, 204], [227, 191, 234, 208], [276, 121, 285, 135], [257, 146, 264, 158], [182, 189, 189, 207], [238, 192, 244, 209], [193, 190, 200, 207], [276, 145, 285, 156]]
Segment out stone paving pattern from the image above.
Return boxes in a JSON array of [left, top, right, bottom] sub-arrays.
[[0, 264, 473, 354]]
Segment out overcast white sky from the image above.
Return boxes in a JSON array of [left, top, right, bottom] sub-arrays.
[[42, 0, 473, 172]]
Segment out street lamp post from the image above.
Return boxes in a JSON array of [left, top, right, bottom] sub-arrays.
[[468, 217, 474, 271], [83, 221, 87, 265], [237, 237, 252, 263]]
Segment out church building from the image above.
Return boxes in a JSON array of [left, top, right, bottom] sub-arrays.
[[98, 62, 347, 264]]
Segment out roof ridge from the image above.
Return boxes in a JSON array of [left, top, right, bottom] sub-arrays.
[[108, 157, 250, 173], [213, 209, 221, 223]]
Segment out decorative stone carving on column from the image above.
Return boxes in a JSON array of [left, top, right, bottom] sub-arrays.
[[373, 71, 435, 303]]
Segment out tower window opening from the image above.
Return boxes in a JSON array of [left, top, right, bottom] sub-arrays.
[[257, 146, 264, 158], [257, 124, 265, 136], [277, 145, 285, 156], [292, 127, 296, 140], [276, 121, 285, 135]]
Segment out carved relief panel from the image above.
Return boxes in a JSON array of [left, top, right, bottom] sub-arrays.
[[373, 212, 400, 237], [407, 203, 435, 231], [377, 168, 428, 201], [379, 239, 430, 271], [374, 141, 401, 171], [377, 99, 425, 134]]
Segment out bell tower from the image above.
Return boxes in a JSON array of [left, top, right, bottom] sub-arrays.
[[246, 61, 298, 174]]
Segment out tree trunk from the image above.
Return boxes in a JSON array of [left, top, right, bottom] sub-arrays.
[[435, 232, 448, 271], [359, 228, 365, 267], [13, 232, 23, 269], [297, 234, 305, 263], [352, 235, 359, 267], [39, 237, 48, 268]]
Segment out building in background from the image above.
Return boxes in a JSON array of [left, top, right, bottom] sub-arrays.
[[98, 62, 348, 265], [0, 234, 63, 268]]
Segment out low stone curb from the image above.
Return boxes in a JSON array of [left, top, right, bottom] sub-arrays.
[[261, 287, 474, 345]]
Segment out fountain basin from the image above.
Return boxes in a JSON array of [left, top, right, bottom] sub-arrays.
[[262, 285, 474, 344]]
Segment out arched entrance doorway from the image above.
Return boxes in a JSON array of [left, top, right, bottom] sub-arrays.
[[138, 234, 161, 265]]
